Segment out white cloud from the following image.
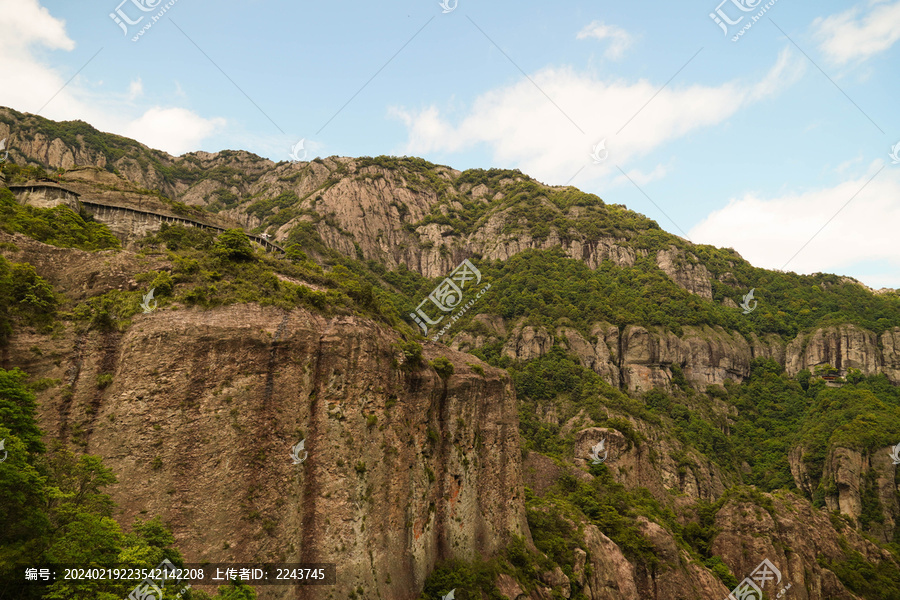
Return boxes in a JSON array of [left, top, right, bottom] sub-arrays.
[[611, 163, 669, 187], [123, 108, 226, 155], [576, 21, 634, 60], [0, 0, 74, 52], [128, 78, 144, 101], [689, 163, 900, 288], [0, 0, 224, 157], [812, 0, 900, 65], [834, 154, 865, 175], [392, 47, 805, 187], [0, 0, 79, 118]]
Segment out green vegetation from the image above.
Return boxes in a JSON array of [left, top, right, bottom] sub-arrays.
[[132, 224, 400, 327], [0, 365, 259, 599], [528, 468, 672, 570], [430, 356, 455, 380], [3, 111, 141, 169], [459, 249, 900, 342], [418, 557, 506, 600], [397, 340, 424, 370], [246, 190, 300, 220], [507, 346, 900, 596], [3, 116, 900, 598], [793, 384, 900, 506], [0, 161, 50, 184], [0, 255, 58, 344], [0, 368, 195, 598], [503, 346, 653, 459], [0, 187, 120, 251], [213, 228, 256, 261], [819, 540, 900, 600], [69, 289, 148, 332]]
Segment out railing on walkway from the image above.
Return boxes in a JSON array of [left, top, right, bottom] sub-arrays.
[[78, 199, 285, 253]]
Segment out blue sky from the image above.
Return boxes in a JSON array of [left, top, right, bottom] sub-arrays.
[[2, 0, 899, 289]]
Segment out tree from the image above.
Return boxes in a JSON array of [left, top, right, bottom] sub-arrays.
[[846, 368, 865, 384], [214, 229, 255, 261], [285, 243, 308, 263], [431, 356, 455, 380], [0, 367, 190, 599]]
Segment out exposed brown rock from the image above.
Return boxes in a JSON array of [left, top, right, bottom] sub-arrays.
[[11, 302, 528, 600], [656, 246, 713, 300]]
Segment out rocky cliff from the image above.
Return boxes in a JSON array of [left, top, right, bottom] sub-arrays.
[[8, 299, 527, 599], [2, 107, 899, 600], [457, 319, 900, 392]]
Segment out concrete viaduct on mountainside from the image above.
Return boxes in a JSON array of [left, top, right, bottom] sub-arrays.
[[5, 178, 284, 253]]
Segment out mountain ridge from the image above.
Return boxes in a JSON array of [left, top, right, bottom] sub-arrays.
[[2, 106, 900, 600]]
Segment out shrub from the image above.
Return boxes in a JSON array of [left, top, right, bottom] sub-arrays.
[[430, 356, 455, 380], [398, 340, 423, 370], [0, 188, 120, 251], [213, 228, 255, 261]]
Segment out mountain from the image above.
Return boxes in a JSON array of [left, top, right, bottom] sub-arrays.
[[1, 106, 899, 600]]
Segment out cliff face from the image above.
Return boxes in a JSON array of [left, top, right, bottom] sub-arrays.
[[4, 109, 900, 600], [790, 444, 900, 543], [711, 491, 892, 600], [6, 110, 898, 389], [520, 430, 895, 600], [10, 300, 528, 600], [6, 230, 893, 600], [475, 320, 900, 392]]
